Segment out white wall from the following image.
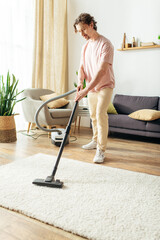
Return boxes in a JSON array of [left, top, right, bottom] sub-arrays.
[[67, 0, 160, 126]]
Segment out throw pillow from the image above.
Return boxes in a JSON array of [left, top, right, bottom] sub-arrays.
[[128, 109, 160, 121], [107, 103, 118, 114], [40, 93, 69, 109]]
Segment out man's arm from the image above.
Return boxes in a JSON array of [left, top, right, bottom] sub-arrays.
[[75, 61, 109, 101], [77, 64, 85, 91], [78, 64, 85, 84]]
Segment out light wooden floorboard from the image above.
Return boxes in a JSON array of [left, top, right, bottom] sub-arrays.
[[0, 127, 160, 240]]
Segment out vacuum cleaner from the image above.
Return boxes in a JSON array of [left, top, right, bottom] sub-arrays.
[[32, 89, 78, 188]]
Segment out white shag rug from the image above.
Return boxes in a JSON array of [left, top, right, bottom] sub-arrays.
[[0, 153, 160, 240]]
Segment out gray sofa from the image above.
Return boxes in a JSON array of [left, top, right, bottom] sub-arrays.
[[109, 94, 160, 138]]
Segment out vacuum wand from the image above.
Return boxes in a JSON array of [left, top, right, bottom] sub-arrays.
[[32, 100, 78, 188], [51, 101, 78, 179]]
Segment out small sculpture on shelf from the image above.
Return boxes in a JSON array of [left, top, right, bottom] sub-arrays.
[[132, 37, 136, 47]]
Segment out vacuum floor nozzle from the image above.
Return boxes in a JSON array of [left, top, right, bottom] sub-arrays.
[[32, 178, 63, 188]]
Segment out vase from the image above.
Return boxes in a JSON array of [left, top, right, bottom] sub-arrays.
[[0, 115, 17, 143]]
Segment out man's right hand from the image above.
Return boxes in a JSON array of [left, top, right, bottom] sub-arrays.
[[77, 84, 83, 92]]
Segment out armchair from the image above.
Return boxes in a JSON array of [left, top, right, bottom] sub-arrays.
[[21, 88, 78, 133]]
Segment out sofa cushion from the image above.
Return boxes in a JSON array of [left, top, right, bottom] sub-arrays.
[[107, 103, 118, 114], [40, 93, 69, 109], [113, 94, 159, 114], [146, 119, 160, 133], [109, 114, 147, 131], [128, 109, 160, 121], [49, 109, 72, 118]]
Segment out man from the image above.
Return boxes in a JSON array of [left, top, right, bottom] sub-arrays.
[[74, 13, 115, 163]]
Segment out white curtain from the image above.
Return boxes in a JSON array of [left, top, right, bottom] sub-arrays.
[[0, 0, 35, 130], [32, 0, 68, 94]]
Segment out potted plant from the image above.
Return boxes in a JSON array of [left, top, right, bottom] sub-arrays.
[[158, 35, 160, 45], [0, 71, 25, 142], [74, 71, 88, 106]]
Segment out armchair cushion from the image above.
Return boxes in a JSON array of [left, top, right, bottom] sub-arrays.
[[49, 109, 72, 118], [40, 93, 69, 109]]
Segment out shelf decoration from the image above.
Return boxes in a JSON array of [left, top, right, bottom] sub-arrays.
[[118, 33, 160, 51]]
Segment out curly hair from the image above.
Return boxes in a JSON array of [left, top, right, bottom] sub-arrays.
[[73, 13, 97, 33]]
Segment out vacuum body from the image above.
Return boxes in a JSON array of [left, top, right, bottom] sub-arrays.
[[51, 128, 69, 147]]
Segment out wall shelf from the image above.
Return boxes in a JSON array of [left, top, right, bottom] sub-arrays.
[[117, 45, 160, 51]]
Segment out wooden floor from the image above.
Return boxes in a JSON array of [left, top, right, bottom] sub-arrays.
[[0, 127, 160, 240]]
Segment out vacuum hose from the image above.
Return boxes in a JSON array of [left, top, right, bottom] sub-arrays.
[[35, 89, 77, 133]]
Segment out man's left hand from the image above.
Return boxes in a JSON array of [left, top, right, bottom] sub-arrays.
[[75, 88, 88, 102]]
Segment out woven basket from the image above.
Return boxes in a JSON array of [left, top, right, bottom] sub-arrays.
[[0, 115, 17, 143]]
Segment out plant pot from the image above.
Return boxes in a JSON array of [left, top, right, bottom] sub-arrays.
[[0, 115, 17, 143]]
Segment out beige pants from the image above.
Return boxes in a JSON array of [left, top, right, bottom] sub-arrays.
[[88, 87, 113, 151]]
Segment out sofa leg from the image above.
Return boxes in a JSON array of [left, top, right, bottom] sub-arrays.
[[27, 122, 31, 134], [78, 116, 81, 132], [47, 126, 51, 138], [73, 117, 77, 133]]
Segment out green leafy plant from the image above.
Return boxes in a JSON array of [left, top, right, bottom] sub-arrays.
[[0, 71, 26, 116], [158, 35, 160, 40], [74, 71, 87, 97]]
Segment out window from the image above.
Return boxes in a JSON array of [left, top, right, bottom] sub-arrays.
[[0, 0, 35, 129]]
